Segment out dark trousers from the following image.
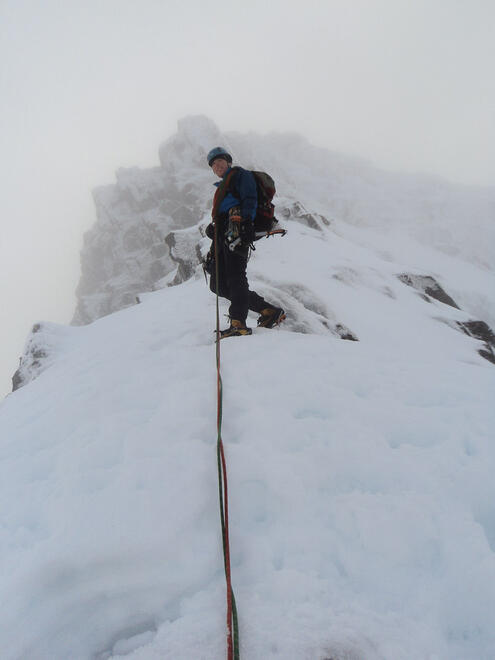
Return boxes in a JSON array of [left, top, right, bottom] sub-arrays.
[[209, 241, 271, 323]]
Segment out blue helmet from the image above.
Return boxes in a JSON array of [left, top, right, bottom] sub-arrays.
[[207, 146, 232, 167]]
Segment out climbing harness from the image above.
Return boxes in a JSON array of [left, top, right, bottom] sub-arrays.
[[214, 222, 241, 660], [203, 227, 287, 280]]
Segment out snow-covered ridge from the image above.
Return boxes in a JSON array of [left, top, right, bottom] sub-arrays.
[[2, 116, 495, 659], [15, 209, 495, 393], [1, 216, 495, 658], [72, 115, 495, 326]]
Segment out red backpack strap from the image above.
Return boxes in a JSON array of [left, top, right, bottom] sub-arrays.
[[211, 167, 239, 221]]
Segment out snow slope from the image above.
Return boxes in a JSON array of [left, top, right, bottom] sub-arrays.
[[1, 216, 495, 659]]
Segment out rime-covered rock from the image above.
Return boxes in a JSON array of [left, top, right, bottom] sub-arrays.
[[12, 323, 72, 391], [397, 273, 460, 308]]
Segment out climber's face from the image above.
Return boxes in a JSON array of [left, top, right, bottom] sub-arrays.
[[211, 158, 230, 178]]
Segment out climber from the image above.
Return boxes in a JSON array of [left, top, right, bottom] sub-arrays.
[[205, 146, 285, 339]]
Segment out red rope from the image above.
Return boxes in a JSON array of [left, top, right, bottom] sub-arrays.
[[220, 442, 233, 658], [214, 219, 239, 660]]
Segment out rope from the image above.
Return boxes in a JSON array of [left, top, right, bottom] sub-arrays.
[[214, 221, 240, 660]]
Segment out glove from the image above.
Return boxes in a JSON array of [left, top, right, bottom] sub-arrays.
[[239, 220, 255, 245], [205, 222, 215, 240]]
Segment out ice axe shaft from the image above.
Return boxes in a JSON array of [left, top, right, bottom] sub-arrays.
[[254, 228, 287, 239], [228, 228, 287, 252]]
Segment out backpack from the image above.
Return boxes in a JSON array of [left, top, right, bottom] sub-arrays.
[[212, 167, 278, 237], [251, 171, 278, 235]]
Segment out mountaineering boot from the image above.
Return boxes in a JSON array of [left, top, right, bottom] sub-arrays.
[[257, 307, 286, 329], [219, 319, 253, 340]]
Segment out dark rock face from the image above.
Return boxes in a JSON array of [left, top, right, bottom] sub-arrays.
[[397, 273, 460, 309], [457, 320, 495, 364], [397, 273, 495, 366]]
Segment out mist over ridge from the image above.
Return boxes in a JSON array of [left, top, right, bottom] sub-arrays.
[[71, 115, 495, 329]]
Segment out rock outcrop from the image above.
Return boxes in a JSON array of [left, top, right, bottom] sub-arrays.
[[397, 273, 460, 308], [12, 323, 70, 391], [397, 273, 495, 365]]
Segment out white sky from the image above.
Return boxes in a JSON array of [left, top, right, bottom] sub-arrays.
[[1, 0, 494, 397]]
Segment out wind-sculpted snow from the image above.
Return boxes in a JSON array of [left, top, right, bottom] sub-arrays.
[[2, 218, 495, 659]]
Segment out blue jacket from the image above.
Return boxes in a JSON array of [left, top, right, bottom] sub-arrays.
[[214, 167, 257, 222]]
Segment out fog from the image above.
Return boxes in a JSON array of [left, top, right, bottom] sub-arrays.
[[1, 0, 494, 397]]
